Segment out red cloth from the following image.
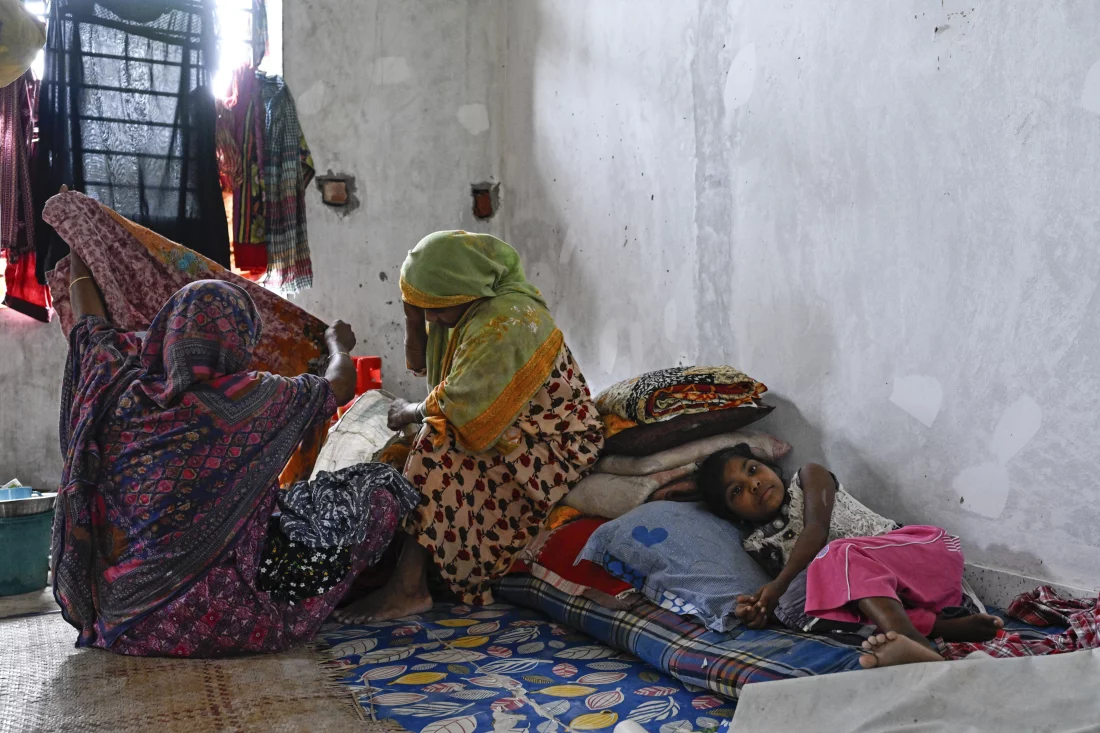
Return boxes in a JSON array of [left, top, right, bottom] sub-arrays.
[[529, 518, 633, 599], [3, 251, 51, 321], [233, 242, 268, 273], [805, 525, 964, 635], [940, 587, 1100, 660], [1007, 585, 1094, 626]]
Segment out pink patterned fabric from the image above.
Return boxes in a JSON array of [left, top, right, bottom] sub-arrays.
[[56, 281, 340, 651], [105, 488, 401, 657], [43, 191, 325, 378], [55, 281, 401, 657]]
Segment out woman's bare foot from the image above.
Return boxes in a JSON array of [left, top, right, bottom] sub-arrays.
[[930, 613, 1004, 643], [859, 631, 945, 669], [333, 536, 433, 624], [334, 584, 433, 624]]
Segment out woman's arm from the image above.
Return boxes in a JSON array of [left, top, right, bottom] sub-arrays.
[[738, 463, 838, 628], [403, 302, 428, 376], [69, 251, 107, 322], [323, 320, 357, 405]]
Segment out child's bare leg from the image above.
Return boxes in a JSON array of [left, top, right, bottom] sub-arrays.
[[860, 631, 945, 669], [857, 596, 932, 646], [930, 613, 1004, 642]]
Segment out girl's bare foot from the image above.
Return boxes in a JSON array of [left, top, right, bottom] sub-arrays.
[[859, 631, 945, 669], [333, 584, 433, 624], [930, 613, 1004, 642]]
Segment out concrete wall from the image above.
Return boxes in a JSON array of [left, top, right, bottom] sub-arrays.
[[499, 0, 1100, 590], [285, 0, 507, 400], [0, 310, 65, 489]]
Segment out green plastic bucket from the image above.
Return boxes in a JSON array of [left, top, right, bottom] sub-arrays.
[[0, 509, 53, 596]]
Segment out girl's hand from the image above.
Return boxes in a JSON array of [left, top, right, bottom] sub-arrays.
[[387, 398, 421, 431], [735, 595, 761, 625], [739, 582, 785, 629]]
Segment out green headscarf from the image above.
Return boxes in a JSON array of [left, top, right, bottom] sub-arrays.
[[400, 231, 562, 453]]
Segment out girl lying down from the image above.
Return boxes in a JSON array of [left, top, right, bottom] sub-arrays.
[[698, 445, 1004, 666]]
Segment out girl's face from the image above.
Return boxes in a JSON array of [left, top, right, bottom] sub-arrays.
[[720, 455, 786, 522]]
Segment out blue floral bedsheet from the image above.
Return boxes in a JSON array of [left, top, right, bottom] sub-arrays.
[[319, 603, 734, 733]]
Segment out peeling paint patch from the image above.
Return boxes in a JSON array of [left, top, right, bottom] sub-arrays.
[[457, 103, 490, 135], [295, 81, 327, 116], [558, 232, 576, 267], [662, 299, 678, 344], [991, 395, 1042, 463], [889, 375, 943, 428], [373, 57, 411, 85], [1081, 58, 1100, 115], [953, 461, 1010, 519], [598, 320, 619, 376], [723, 43, 756, 112]]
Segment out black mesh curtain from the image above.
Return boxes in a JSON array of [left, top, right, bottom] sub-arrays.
[[34, 0, 230, 282]]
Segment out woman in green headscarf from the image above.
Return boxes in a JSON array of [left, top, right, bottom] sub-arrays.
[[337, 231, 604, 621]]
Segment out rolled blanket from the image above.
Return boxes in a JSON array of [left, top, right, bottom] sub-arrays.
[[561, 464, 697, 520]]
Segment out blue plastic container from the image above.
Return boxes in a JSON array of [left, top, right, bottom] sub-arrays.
[[0, 510, 53, 596], [0, 486, 33, 501]]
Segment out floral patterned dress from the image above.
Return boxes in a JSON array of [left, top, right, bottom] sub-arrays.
[[405, 344, 604, 604]]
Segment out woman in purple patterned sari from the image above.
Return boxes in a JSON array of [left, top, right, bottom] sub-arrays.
[[55, 256, 414, 656]]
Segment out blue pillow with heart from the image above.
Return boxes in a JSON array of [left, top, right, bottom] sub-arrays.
[[578, 501, 771, 632]]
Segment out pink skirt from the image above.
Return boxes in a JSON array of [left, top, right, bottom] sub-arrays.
[[804, 525, 964, 635]]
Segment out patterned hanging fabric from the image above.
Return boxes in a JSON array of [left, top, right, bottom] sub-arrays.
[[217, 66, 268, 277], [0, 71, 38, 260], [1, 70, 51, 321], [259, 73, 315, 295]]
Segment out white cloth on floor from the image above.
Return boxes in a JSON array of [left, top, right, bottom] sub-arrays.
[[733, 648, 1100, 733]]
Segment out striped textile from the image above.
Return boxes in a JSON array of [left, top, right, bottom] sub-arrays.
[[0, 71, 37, 259], [940, 586, 1098, 660], [496, 575, 864, 701], [260, 74, 314, 295]]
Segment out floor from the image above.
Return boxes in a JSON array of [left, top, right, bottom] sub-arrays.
[[0, 587, 376, 733]]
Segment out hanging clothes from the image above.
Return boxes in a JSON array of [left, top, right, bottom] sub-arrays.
[[33, 0, 230, 283], [216, 65, 268, 277], [1, 70, 51, 321], [1, 70, 38, 260], [259, 73, 315, 295]]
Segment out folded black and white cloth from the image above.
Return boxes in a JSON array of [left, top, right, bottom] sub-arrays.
[[278, 462, 421, 549]]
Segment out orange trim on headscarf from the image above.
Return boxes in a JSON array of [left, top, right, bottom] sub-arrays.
[[453, 329, 563, 452], [400, 276, 480, 309], [424, 329, 564, 454]]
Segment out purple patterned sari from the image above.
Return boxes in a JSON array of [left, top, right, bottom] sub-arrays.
[[55, 281, 399, 656]]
